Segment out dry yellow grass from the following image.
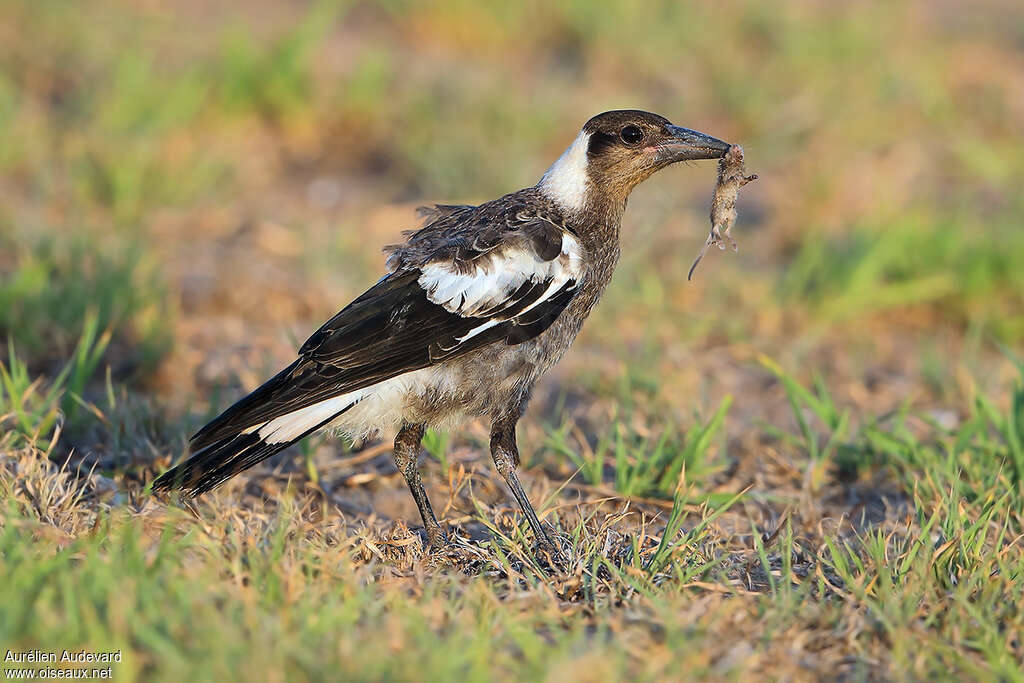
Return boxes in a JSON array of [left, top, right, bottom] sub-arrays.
[[2, 0, 1024, 680]]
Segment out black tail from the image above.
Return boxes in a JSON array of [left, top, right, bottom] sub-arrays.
[[152, 407, 349, 498]]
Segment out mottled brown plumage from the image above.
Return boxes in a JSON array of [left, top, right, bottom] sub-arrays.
[[153, 110, 732, 549]]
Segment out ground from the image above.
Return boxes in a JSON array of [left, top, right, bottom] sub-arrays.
[[2, 0, 1024, 680]]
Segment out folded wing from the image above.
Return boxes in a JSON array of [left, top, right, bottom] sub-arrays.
[[185, 212, 584, 453]]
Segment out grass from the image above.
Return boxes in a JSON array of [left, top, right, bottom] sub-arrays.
[[778, 209, 1024, 340], [3, 363, 1023, 679], [1, 312, 110, 449], [544, 396, 731, 498], [1, 0, 1023, 680]]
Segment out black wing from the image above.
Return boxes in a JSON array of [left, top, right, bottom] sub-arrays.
[[188, 233, 582, 450], [152, 197, 583, 497]]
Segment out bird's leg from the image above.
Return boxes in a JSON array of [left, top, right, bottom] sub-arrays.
[[393, 423, 446, 549], [490, 417, 556, 549]]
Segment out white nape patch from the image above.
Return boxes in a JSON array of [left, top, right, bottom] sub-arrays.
[[418, 233, 584, 324], [538, 130, 591, 213], [253, 367, 458, 445]]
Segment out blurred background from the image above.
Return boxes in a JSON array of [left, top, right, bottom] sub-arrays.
[[1, 0, 1022, 475], [4, 1, 1024, 678]]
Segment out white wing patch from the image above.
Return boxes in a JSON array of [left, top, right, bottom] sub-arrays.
[[538, 130, 591, 213], [454, 318, 502, 343], [418, 232, 584, 321]]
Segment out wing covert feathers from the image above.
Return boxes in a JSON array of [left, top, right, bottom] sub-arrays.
[[154, 189, 584, 497]]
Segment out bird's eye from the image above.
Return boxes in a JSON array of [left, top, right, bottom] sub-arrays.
[[620, 125, 643, 145]]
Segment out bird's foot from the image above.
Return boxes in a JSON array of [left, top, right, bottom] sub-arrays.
[[516, 525, 569, 573], [424, 523, 449, 551]]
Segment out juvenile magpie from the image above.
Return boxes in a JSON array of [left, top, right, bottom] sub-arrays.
[[153, 110, 731, 548]]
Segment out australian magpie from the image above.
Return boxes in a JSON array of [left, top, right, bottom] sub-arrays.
[[153, 110, 731, 548]]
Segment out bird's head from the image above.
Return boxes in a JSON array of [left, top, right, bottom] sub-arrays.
[[539, 110, 730, 214]]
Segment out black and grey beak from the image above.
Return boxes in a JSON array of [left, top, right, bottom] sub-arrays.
[[656, 125, 731, 162]]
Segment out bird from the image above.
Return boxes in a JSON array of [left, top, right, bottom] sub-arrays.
[[152, 110, 731, 549]]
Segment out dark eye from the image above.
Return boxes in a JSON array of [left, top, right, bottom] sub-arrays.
[[620, 125, 643, 145]]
